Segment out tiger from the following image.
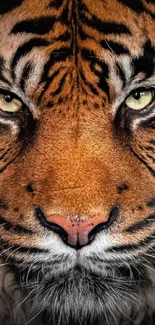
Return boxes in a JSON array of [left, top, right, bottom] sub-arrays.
[[0, 0, 155, 324]]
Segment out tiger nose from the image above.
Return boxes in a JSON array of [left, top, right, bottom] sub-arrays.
[[35, 207, 118, 249]]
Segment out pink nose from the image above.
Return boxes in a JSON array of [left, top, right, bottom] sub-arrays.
[[47, 214, 110, 247], [35, 207, 118, 248]]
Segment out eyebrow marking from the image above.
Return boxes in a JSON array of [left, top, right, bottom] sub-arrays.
[[133, 41, 155, 78], [11, 38, 49, 80], [11, 16, 56, 35], [82, 16, 131, 35], [19, 61, 32, 91]]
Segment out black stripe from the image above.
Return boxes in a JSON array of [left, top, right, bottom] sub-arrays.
[[11, 38, 49, 80], [7, 255, 42, 266], [50, 72, 68, 96], [19, 61, 32, 91], [40, 47, 72, 83], [0, 74, 11, 86], [71, 0, 79, 69], [118, 0, 155, 19], [106, 231, 155, 252], [80, 14, 131, 35], [107, 243, 137, 253], [81, 48, 109, 97], [145, 145, 154, 152], [0, 148, 10, 161], [116, 63, 126, 88], [117, 0, 145, 14], [0, 156, 22, 174], [79, 26, 88, 40], [133, 56, 154, 78], [140, 113, 155, 130], [125, 213, 155, 233], [131, 148, 155, 177], [0, 57, 4, 72], [38, 67, 62, 103], [80, 69, 99, 96], [133, 41, 155, 78], [79, 1, 131, 35], [0, 215, 33, 234], [0, 0, 24, 14], [38, 48, 72, 102], [49, 0, 63, 9], [11, 16, 56, 35], [0, 238, 48, 254], [0, 57, 11, 85], [101, 40, 129, 55], [55, 31, 71, 42], [88, 256, 138, 266], [8, 255, 68, 268], [146, 153, 155, 163]]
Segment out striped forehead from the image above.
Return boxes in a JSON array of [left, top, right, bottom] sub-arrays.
[[0, 0, 154, 104]]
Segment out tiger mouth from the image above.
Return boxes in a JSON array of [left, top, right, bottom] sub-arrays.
[[10, 245, 149, 285]]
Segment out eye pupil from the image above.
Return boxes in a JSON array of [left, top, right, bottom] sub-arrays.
[[133, 92, 141, 100], [4, 94, 13, 103]]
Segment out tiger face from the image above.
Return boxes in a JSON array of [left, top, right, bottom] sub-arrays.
[[0, 0, 155, 324]]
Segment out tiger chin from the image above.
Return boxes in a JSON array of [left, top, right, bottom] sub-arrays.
[[0, 0, 155, 324]]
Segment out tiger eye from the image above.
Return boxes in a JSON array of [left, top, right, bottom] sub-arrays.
[[125, 89, 153, 110], [0, 93, 23, 113]]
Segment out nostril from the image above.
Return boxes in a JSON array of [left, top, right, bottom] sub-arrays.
[[88, 206, 119, 243], [35, 207, 68, 243], [35, 206, 119, 249]]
